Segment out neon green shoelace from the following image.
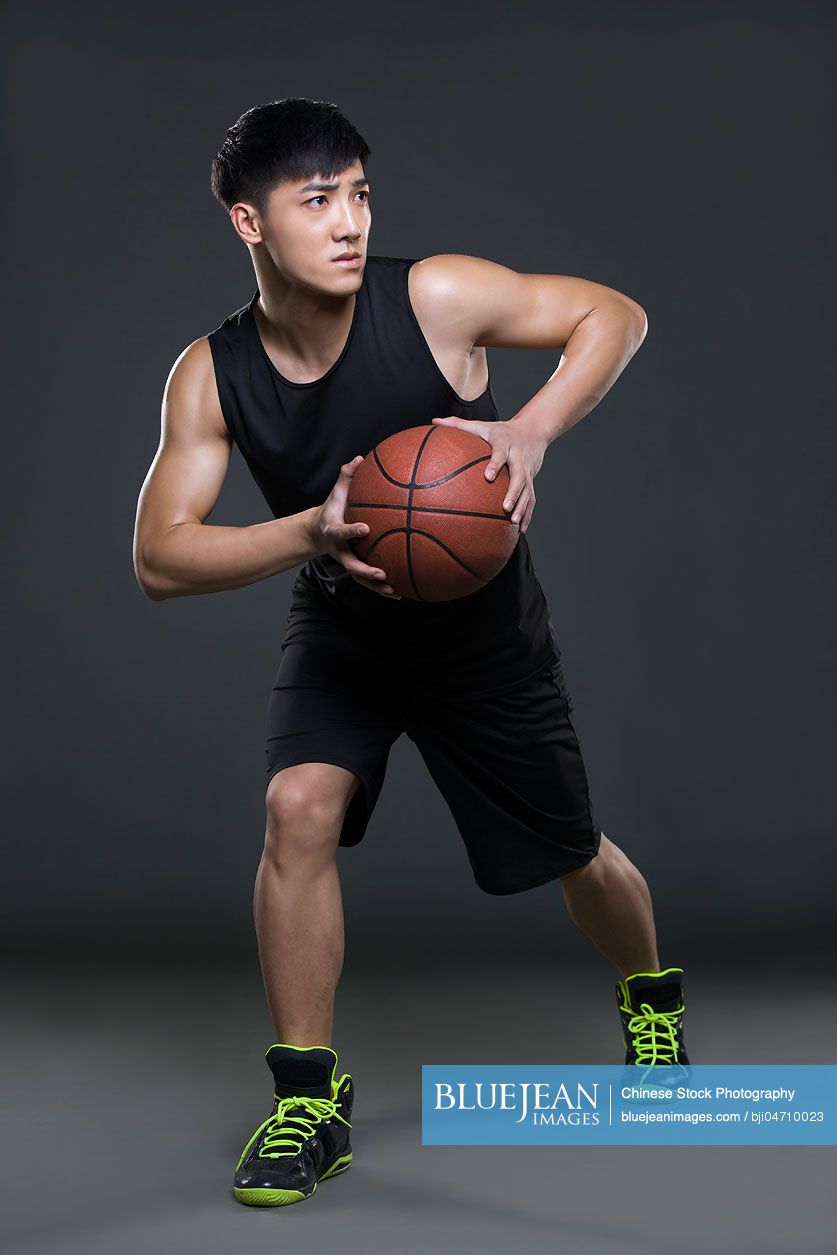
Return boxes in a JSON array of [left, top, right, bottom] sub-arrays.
[[623, 999, 684, 1067], [258, 1095, 349, 1159]]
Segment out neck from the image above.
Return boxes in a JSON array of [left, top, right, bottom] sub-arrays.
[[251, 251, 360, 367]]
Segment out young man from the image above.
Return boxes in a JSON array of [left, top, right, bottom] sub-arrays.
[[133, 97, 690, 1208]]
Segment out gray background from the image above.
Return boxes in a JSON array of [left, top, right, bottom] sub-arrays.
[[3, 2, 835, 1252]]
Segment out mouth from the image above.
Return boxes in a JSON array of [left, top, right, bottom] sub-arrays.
[[332, 252, 362, 267]]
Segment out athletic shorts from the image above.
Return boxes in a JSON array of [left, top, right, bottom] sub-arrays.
[[264, 631, 602, 895]]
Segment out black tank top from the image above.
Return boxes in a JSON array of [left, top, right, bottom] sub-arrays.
[[207, 255, 559, 696]]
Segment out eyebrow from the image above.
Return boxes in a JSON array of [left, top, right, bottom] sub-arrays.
[[297, 176, 369, 194]]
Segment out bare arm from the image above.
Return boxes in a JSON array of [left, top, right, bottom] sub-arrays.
[[132, 337, 319, 600], [133, 338, 399, 601], [413, 254, 647, 531]]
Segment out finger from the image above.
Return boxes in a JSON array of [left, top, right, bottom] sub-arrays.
[[433, 416, 489, 441], [349, 561, 389, 581], [332, 456, 363, 503], [502, 463, 527, 514], [323, 521, 376, 555], [351, 574, 401, 598], [341, 551, 390, 581], [521, 497, 536, 533], [336, 521, 370, 540], [509, 489, 529, 526], [485, 445, 510, 482]]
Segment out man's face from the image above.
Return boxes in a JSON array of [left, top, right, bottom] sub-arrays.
[[260, 159, 371, 290]]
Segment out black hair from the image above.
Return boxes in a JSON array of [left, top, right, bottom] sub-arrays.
[[210, 97, 371, 218]]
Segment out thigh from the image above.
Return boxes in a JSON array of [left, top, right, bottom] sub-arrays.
[[405, 659, 602, 894], [265, 634, 405, 849]]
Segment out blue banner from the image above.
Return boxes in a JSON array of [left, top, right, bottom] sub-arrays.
[[421, 1065, 837, 1145]]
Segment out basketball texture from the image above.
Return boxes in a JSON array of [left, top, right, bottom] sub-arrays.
[[344, 424, 519, 602]]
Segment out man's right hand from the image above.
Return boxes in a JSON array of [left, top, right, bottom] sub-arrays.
[[307, 455, 401, 599]]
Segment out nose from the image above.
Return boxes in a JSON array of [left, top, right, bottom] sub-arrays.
[[338, 217, 361, 241], [336, 204, 363, 240]]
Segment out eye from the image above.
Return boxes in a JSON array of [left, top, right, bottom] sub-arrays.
[[305, 190, 370, 207]]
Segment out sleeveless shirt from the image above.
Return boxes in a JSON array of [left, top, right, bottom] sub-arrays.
[[207, 255, 560, 697]]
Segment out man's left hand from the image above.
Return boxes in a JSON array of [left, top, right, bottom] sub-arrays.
[[430, 415, 547, 533]]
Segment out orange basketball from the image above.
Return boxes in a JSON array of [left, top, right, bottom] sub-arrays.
[[344, 423, 519, 601]]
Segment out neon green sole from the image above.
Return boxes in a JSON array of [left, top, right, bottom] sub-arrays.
[[234, 1153, 352, 1207], [234, 1185, 311, 1206], [320, 1152, 353, 1181]]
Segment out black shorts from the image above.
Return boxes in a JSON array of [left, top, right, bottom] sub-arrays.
[[264, 632, 602, 896]]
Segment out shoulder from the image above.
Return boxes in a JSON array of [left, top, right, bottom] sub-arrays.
[[405, 253, 513, 350], [166, 335, 214, 391], [163, 337, 228, 441], [408, 253, 513, 296]]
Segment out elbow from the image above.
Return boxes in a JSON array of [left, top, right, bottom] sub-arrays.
[[134, 541, 176, 601], [624, 300, 648, 348], [135, 565, 170, 601], [141, 580, 170, 602]]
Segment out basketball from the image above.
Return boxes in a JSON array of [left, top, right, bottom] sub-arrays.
[[344, 423, 519, 601]]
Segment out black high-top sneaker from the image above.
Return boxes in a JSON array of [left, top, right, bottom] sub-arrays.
[[616, 967, 692, 1099], [233, 1043, 354, 1206]]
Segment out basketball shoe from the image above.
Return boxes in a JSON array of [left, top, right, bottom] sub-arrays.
[[616, 967, 692, 1098], [233, 1043, 353, 1206]]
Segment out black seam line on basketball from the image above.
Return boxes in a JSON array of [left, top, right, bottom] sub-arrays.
[[371, 446, 491, 490], [349, 502, 512, 522], [406, 428, 437, 599], [361, 527, 490, 583]]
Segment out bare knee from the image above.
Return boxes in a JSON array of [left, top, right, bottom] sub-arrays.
[[558, 832, 642, 890], [264, 764, 360, 869], [558, 831, 614, 888]]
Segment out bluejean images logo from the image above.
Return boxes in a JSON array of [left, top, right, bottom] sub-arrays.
[[422, 1065, 837, 1146], [434, 1079, 601, 1126]]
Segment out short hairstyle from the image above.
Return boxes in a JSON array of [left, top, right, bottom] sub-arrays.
[[210, 97, 371, 217]]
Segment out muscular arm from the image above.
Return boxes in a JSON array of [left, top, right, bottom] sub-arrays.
[[412, 254, 647, 444], [133, 338, 322, 601], [412, 253, 648, 531]]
